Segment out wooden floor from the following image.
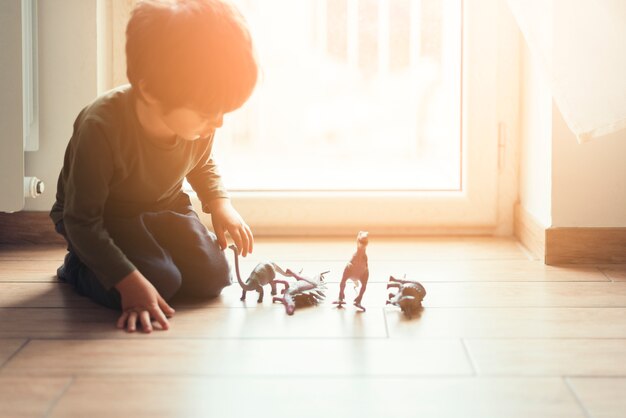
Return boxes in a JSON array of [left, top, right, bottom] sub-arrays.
[[1, 237, 625, 418]]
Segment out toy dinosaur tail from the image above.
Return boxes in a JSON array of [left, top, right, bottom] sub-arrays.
[[270, 262, 290, 277]]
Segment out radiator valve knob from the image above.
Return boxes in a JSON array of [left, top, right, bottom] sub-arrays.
[[24, 176, 44, 198]]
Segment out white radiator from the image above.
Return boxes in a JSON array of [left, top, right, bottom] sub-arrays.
[[0, 0, 43, 213]]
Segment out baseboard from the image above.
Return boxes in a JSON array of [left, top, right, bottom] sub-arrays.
[[546, 227, 626, 264], [514, 203, 546, 261], [0, 211, 65, 245], [3, 210, 625, 264], [514, 204, 626, 264]]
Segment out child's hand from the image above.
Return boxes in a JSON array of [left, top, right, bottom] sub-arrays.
[[114, 270, 176, 333], [207, 198, 254, 257]]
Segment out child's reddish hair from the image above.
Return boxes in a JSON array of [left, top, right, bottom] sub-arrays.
[[126, 0, 258, 114]]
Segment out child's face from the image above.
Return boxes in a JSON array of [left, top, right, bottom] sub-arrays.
[[160, 106, 224, 141]]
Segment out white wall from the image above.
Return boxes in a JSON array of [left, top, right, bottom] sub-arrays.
[[518, 44, 552, 228], [519, 41, 626, 229], [551, 107, 626, 227], [25, 0, 99, 211]]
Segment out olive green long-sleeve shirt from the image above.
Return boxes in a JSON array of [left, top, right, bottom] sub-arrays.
[[50, 85, 228, 290]]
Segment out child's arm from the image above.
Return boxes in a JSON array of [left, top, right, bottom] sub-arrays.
[[61, 119, 141, 291], [114, 269, 176, 333], [186, 139, 254, 256]]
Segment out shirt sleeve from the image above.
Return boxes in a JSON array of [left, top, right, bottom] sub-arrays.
[[186, 136, 230, 213], [63, 120, 136, 290]]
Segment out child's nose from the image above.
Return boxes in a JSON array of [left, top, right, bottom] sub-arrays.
[[208, 113, 223, 128], [214, 114, 223, 128]]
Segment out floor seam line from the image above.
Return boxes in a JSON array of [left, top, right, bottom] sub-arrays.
[[44, 375, 75, 418], [563, 377, 594, 418], [0, 338, 31, 371]]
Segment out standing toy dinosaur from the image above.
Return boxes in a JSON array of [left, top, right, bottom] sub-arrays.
[[386, 275, 426, 319], [333, 231, 369, 312], [272, 269, 328, 315], [229, 245, 290, 303]]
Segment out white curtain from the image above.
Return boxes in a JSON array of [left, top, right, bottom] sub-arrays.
[[507, 0, 626, 143]]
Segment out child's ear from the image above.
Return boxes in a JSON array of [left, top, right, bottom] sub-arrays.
[[137, 80, 159, 105]]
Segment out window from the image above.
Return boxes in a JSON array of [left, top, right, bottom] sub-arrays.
[[217, 0, 461, 191], [105, 0, 517, 235]]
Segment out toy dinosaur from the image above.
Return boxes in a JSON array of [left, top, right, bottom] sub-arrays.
[[229, 244, 290, 303], [333, 231, 369, 312], [272, 269, 328, 315], [386, 275, 426, 319]]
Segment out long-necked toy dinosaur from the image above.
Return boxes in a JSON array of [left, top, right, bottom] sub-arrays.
[[229, 245, 290, 303], [333, 231, 369, 312]]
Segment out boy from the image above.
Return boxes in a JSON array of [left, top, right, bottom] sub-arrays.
[[50, 0, 258, 333]]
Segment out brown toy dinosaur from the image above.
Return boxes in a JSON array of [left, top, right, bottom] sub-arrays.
[[386, 275, 426, 319], [272, 269, 328, 315], [333, 231, 369, 312]]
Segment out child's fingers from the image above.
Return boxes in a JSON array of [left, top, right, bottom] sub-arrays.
[[116, 311, 129, 329], [158, 296, 176, 318], [244, 224, 254, 254], [127, 311, 138, 332], [214, 224, 227, 251], [139, 311, 153, 333], [150, 306, 170, 331], [230, 228, 247, 257]]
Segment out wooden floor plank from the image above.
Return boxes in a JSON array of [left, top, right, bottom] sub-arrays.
[[49, 376, 586, 418], [0, 307, 387, 339], [465, 339, 626, 376], [3, 281, 626, 309], [0, 376, 71, 418], [2, 338, 472, 377], [0, 245, 66, 261], [385, 307, 626, 338], [0, 258, 608, 284], [219, 281, 626, 309], [0, 283, 96, 308], [416, 282, 626, 308], [5, 306, 626, 340], [0, 260, 61, 282], [567, 377, 626, 418], [235, 259, 610, 283]]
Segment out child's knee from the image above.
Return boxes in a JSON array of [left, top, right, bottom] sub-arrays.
[[204, 251, 233, 297], [186, 250, 232, 299], [148, 264, 183, 300]]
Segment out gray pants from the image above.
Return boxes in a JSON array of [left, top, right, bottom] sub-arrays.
[[55, 207, 232, 310]]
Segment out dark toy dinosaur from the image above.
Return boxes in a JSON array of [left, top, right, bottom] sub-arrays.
[[272, 269, 328, 315], [333, 231, 369, 312], [229, 245, 290, 303], [386, 275, 426, 319]]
